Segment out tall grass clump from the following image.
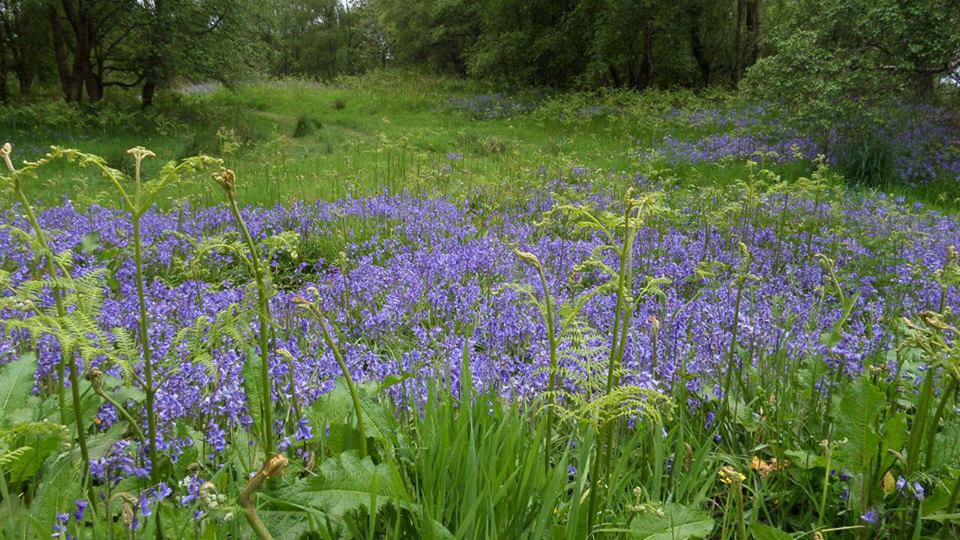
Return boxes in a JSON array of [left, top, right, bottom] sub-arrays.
[[832, 128, 898, 188]]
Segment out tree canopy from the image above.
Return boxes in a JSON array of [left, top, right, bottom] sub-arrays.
[[0, 0, 956, 114]]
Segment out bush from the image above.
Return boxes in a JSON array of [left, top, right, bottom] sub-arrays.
[[832, 129, 898, 187], [292, 115, 323, 138]]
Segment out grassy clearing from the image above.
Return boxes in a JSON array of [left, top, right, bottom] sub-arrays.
[[8, 73, 832, 210]]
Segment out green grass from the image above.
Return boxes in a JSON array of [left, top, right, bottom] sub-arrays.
[[5, 73, 844, 211]]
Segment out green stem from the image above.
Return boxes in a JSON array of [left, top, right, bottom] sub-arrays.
[[227, 196, 276, 456], [91, 374, 147, 444], [817, 443, 833, 531], [132, 215, 160, 486], [735, 484, 748, 540], [948, 469, 960, 512], [13, 181, 68, 415], [240, 454, 288, 540], [720, 275, 747, 429], [924, 377, 957, 470], [534, 264, 558, 473], [588, 204, 637, 534], [310, 304, 367, 459], [906, 368, 935, 476]]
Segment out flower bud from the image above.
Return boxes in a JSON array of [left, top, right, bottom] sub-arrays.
[[212, 169, 236, 197], [513, 249, 542, 270]]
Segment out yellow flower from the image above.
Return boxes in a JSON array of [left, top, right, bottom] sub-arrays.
[[719, 466, 746, 485]]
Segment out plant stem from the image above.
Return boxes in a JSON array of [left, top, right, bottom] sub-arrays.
[[309, 303, 368, 459], [227, 195, 276, 456], [533, 263, 558, 473], [13, 182, 69, 422], [924, 377, 957, 470], [132, 214, 160, 486], [240, 454, 289, 540], [817, 442, 833, 531], [588, 202, 638, 534], [735, 482, 748, 540], [906, 368, 935, 476], [90, 371, 147, 444]]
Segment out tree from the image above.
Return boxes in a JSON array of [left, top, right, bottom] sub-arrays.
[[375, 0, 480, 75], [124, 0, 267, 107], [734, 0, 762, 82], [466, 0, 590, 86], [272, 0, 386, 79], [0, 0, 51, 98], [745, 0, 960, 132], [47, 0, 129, 102]]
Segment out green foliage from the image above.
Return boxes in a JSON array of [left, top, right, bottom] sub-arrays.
[[272, 0, 388, 79], [281, 451, 405, 519], [625, 502, 714, 539], [832, 129, 898, 188], [292, 115, 322, 138], [744, 0, 960, 135]]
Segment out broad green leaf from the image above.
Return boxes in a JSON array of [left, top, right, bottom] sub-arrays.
[[85, 421, 129, 461], [280, 451, 408, 518], [833, 376, 883, 481], [750, 522, 794, 540], [307, 380, 397, 449], [258, 510, 314, 540], [307, 382, 355, 431], [1, 421, 65, 484], [784, 449, 826, 470], [31, 452, 81, 534], [729, 398, 760, 432], [629, 503, 714, 539], [0, 352, 38, 425]]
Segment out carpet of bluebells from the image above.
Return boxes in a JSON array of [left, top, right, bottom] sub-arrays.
[[5, 184, 959, 433], [648, 104, 960, 184], [3, 145, 960, 537]]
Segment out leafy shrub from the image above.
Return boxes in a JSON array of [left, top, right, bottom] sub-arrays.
[[292, 115, 323, 138]]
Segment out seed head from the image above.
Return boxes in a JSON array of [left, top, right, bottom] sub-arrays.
[[263, 453, 289, 477], [648, 315, 660, 333], [1, 142, 14, 174], [212, 169, 236, 197]]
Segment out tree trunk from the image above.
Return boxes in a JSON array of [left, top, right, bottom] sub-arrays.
[[688, 3, 711, 85], [747, 0, 763, 64], [914, 72, 936, 99], [0, 22, 7, 102], [84, 61, 102, 102], [0, 44, 8, 102], [49, 2, 81, 102], [608, 65, 622, 87], [16, 67, 32, 95], [141, 0, 166, 108], [639, 21, 654, 88], [734, 0, 747, 83], [142, 80, 156, 108]]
